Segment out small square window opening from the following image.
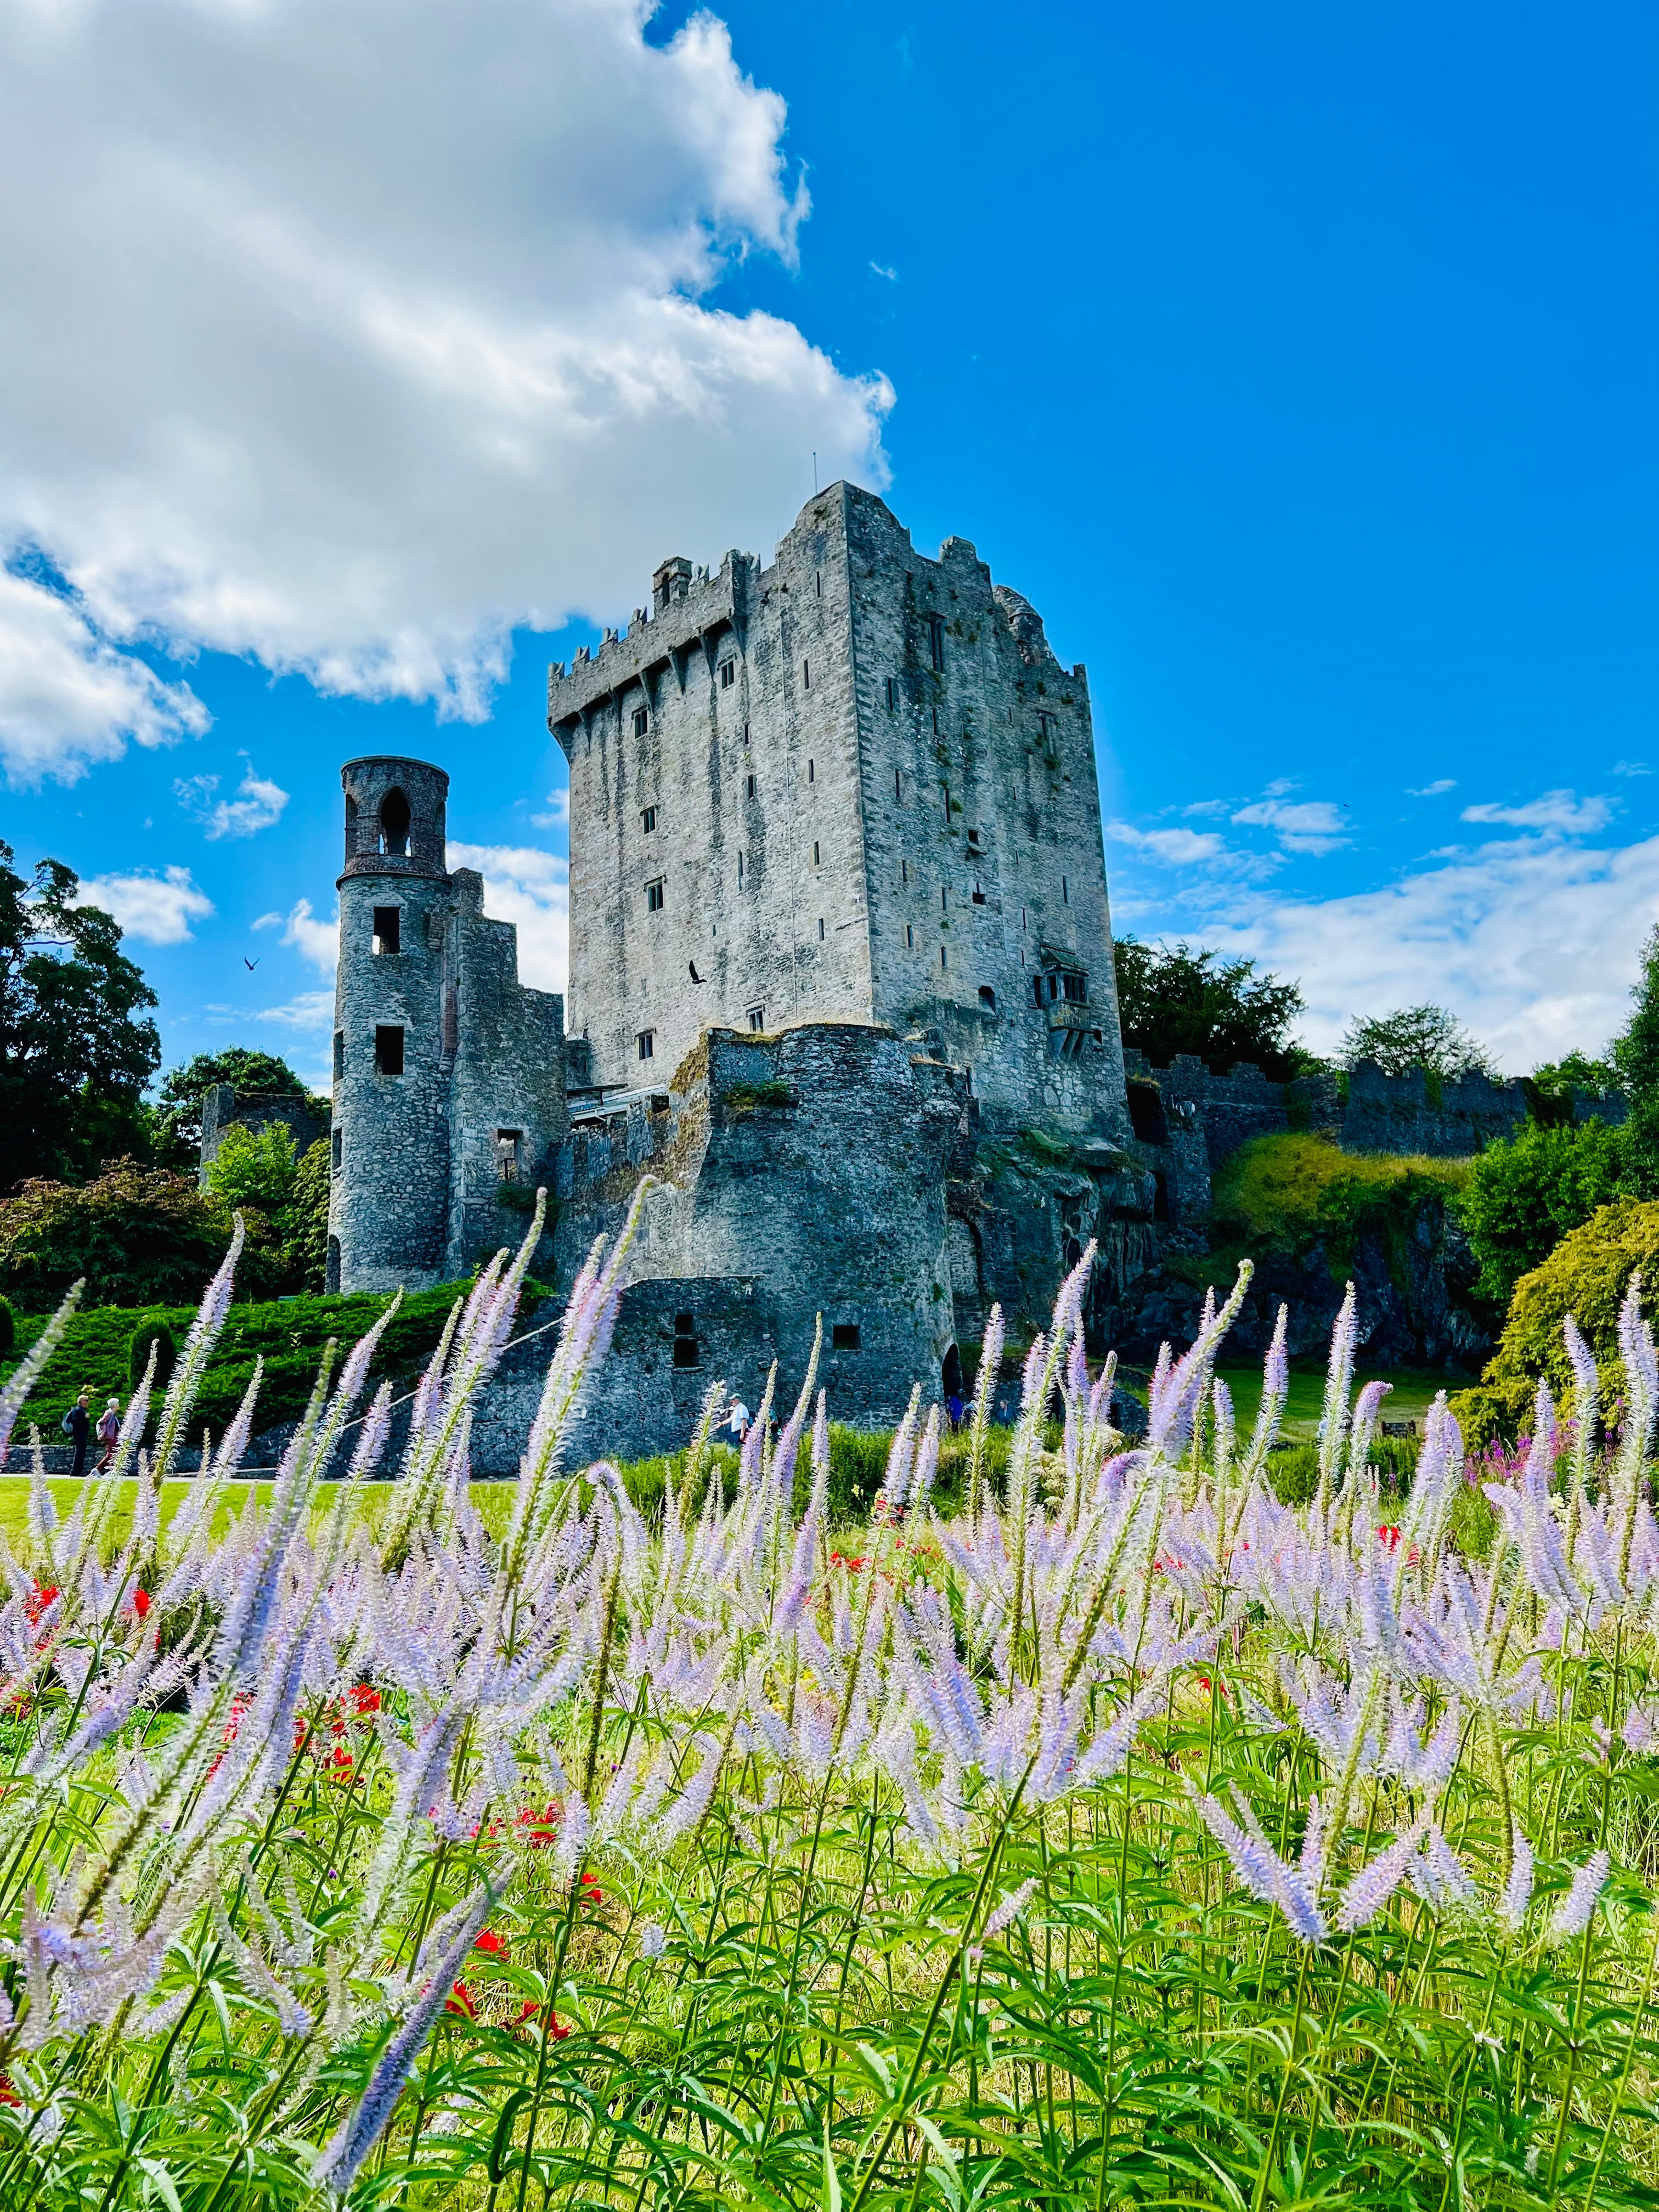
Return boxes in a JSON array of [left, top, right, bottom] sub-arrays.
[[719, 658, 736, 689], [332, 1030, 345, 1079], [496, 1129, 522, 1181], [374, 1026, 405, 1076], [641, 805, 657, 833], [645, 878, 665, 913], [746, 772, 757, 799], [372, 905, 400, 955], [637, 1030, 655, 1061], [832, 1323, 861, 1352], [633, 706, 650, 736], [747, 1006, 765, 1031]]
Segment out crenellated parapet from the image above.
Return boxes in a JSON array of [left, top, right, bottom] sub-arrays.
[[546, 551, 754, 743]]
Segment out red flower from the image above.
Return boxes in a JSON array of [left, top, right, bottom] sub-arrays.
[[131, 1588, 151, 1620], [22, 1583, 58, 1626], [349, 1683, 381, 1717], [445, 1980, 476, 2018], [1377, 1524, 1402, 1551], [0, 2075, 18, 2108], [517, 1802, 560, 1847], [515, 2002, 570, 2038], [473, 1928, 510, 1962], [579, 1874, 603, 1908]]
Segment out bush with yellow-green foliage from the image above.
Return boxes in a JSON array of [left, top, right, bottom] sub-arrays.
[[1209, 1132, 1470, 1276], [1450, 1196, 1659, 1443]]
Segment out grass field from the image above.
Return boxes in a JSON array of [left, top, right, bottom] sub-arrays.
[[1216, 1360, 1464, 1438]]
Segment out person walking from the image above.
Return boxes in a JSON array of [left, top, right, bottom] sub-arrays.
[[61, 1389, 92, 1478], [95, 1397, 122, 1474], [724, 1396, 750, 1446], [945, 1389, 965, 1433]]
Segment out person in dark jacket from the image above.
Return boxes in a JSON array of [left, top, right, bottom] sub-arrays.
[[61, 1389, 93, 1477]]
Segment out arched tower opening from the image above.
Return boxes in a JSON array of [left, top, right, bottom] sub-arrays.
[[380, 787, 411, 856]]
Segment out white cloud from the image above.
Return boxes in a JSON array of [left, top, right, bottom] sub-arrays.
[[869, 262, 899, 281], [1409, 778, 1457, 797], [1104, 820, 1230, 866], [175, 762, 289, 839], [0, 0, 890, 732], [75, 864, 213, 944], [254, 897, 338, 972], [1215, 828, 1659, 1070], [530, 787, 571, 832], [0, 565, 208, 786], [448, 840, 568, 993], [1614, 760, 1650, 777], [253, 990, 334, 1030], [1460, 789, 1613, 834], [1232, 796, 1350, 856]]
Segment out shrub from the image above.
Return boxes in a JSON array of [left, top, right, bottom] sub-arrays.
[[1451, 1196, 1659, 1443], [1211, 1133, 1469, 1276], [204, 1119, 299, 1215], [286, 1137, 332, 1291], [0, 1294, 12, 1357], [0, 1160, 248, 1310], [127, 1316, 176, 1390], [1457, 1116, 1625, 1305]]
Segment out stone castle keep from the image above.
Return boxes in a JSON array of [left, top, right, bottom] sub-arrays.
[[326, 483, 1137, 1455], [319, 481, 1606, 1463]]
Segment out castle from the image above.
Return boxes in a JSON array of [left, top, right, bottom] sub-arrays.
[[324, 484, 1137, 1454], [317, 482, 1621, 1463]]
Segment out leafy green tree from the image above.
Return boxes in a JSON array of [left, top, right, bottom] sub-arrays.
[[154, 1048, 312, 1169], [1612, 928, 1659, 1198], [1340, 1003, 1497, 1080], [1531, 1049, 1618, 1101], [205, 1121, 300, 1217], [1111, 939, 1310, 1079], [1457, 1119, 1626, 1306], [286, 1139, 332, 1294], [0, 842, 161, 1193], [0, 1161, 283, 1310]]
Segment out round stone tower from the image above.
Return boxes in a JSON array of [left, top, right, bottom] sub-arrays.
[[328, 758, 455, 1292]]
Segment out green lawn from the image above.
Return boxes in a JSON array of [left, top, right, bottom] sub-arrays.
[[1215, 1362, 1464, 1439], [0, 1475, 527, 1550]]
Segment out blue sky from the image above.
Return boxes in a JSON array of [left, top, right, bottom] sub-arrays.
[[3, 0, 1655, 1087]]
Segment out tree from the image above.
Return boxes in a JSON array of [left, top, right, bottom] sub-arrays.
[[0, 1160, 283, 1309], [1612, 928, 1659, 1198], [204, 1121, 300, 1217], [1340, 1003, 1497, 1081], [1531, 1050, 1618, 1101], [0, 842, 161, 1193], [154, 1048, 313, 1169], [1457, 1118, 1626, 1306], [287, 1139, 332, 1293], [1111, 939, 1310, 1079]]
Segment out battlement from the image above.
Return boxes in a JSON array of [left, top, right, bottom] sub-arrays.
[[547, 551, 751, 737]]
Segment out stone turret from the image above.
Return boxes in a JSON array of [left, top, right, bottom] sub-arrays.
[[327, 756, 568, 1294]]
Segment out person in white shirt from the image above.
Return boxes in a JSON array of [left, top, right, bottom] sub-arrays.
[[725, 1397, 750, 1443]]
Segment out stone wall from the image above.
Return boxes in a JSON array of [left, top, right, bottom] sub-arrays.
[[554, 1020, 969, 1435], [198, 1085, 329, 1186]]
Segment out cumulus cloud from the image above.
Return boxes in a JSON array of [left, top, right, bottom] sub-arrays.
[[74, 865, 213, 944], [1460, 789, 1613, 833], [1232, 796, 1350, 855], [531, 787, 571, 832], [254, 898, 338, 972], [1409, 778, 1457, 797], [0, 566, 208, 786], [175, 762, 289, 839], [0, 0, 889, 758], [1104, 820, 1231, 866], [1214, 828, 1659, 1070], [253, 990, 335, 1031], [448, 841, 568, 993]]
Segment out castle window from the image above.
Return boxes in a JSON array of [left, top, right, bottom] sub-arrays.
[[379, 787, 410, 857], [832, 1322, 861, 1352], [743, 722, 750, 744], [1038, 710, 1057, 743], [979, 985, 996, 1011], [802, 659, 811, 689], [331, 1127, 342, 1171], [901, 859, 908, 885], [811, 840, 820, 866], [815, 569, 822, 597], [940, 945, 947, 971], [633, 706, 650, 736], [719, 658, 736, 689], [940, 886, 947, 911], [808, 758, 815, 783], [672, 1313, 701, 1368], [1062, 874, 1070, 905], [941, 782, 951, 820], [747, 773, 757, 799], [372, 905, 400, 956], [646, 877, 665, 913], [894, 769, 902, 800], [906, 923, 914, 948], [967, 826, 982, 851], [738, 852, 746, 886], [885, 675, 897, 710], [927, 614, 945, 669], [818, 917, 825, 940], [374, 1026, 405, 1076], [637, 1030, 655, 1061], [496, 1129, 522, 1182], [333, 1030, 345, 1079], [747, 1005, 765, 1031], [972, 885, 986, 905], [641, 805, 657, 833]]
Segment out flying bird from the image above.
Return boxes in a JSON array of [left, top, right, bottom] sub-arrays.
[[689, 961, 703, 983], [244, 957, 259, 970]]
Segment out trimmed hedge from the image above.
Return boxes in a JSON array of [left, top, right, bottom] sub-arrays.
[[1211, 1133, 1470, 1274], [1451, 1198, 1659, 1445]]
